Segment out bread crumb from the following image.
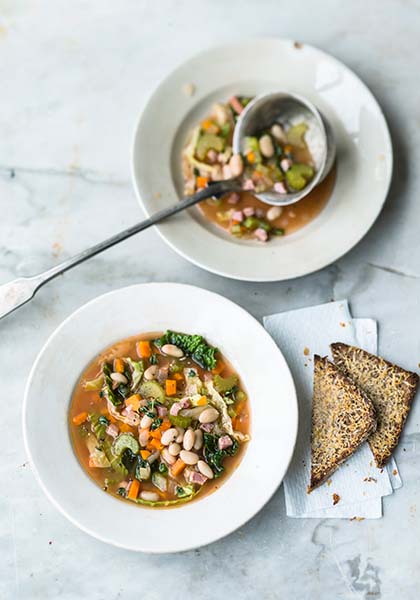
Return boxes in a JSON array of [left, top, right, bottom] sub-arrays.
[[392, 469, 398, 476], [350, 516, 365, 522], [326, 479, 332, 486], [363, 477, 377, 483], [294, 41, 303, 49], [183, 83, 196, 97], [332, 493, 340, 505], [303, 347, 310, 356], [340, 322, 346, 327]]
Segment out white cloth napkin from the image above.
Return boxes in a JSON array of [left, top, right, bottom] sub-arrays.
[[263, 301, 402, 519]]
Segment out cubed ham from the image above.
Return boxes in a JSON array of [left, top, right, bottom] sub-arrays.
[[189, 471, 208, 485], [229, 95, 244, 115], [227, 192, 240, 205], [255, 208, 264, 218], [170, 402, 182, 416], [218, 435, 233, 450], [243, 206, 255, 217], [157, 405, 167, 418], [274, 181, 287, 194], [105, 423, 119, 438], [254, 228, 268, 242], [179, 397, 191, 409], [157, 365, 169, 383], [231, 210, 243, 222], [200, 423, 214, 433], [207, 149, 218, 163]]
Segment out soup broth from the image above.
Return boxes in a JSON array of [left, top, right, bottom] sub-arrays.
[[69, 331, 250, 508]]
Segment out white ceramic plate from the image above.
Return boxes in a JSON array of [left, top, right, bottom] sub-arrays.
[[23, 283, 297, 553], [132, 39, 392, 282]]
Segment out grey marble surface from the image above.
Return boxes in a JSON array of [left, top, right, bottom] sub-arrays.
[[1, 1, 420, 598]]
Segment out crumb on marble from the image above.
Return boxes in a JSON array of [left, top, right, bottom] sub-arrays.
[[393, 469, 398, 476], [363, 477, 377, 483], [326, 479, 332, 486], [303, 347, 310, 356], [154, 191, 162, 199], [350, 516, 365, 522], [183, 82, 196, 97], [332, 493, 340, 505], [52, 242, 62, 258], [340, 322, 346, 328], [294, 41, 303, 49]]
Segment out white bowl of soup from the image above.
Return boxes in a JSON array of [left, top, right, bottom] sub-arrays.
[[23, 283, 298, 552]]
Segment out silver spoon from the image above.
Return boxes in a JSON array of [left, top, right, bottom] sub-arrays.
[[0, 92, 335, 321]]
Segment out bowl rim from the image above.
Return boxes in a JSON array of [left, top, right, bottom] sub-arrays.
[[23, 282, 299, 552]]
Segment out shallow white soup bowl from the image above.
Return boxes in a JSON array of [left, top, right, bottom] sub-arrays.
[[23, 283, 298, 553]]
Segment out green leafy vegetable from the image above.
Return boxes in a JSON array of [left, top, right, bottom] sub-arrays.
[[155, 330, 218, 370], [176, 484, 195, 498], [135, 457, 151, 481], [203, 433, 239, 478], [135, 487, 200, 507], [149, 354, 159, 365], [117, 487, 127, 497], [150, 418, 163, 431], [214, 374, 239, 393], [126, 358, 144, 392], [158, 462, 168, 474], [83, 374, 104, 391], [102, 363, 122, 406]]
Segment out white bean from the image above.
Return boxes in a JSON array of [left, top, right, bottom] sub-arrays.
[[199, 407, 219, 424], [266, 206, 283, 221], [161, 428, 178, 446], [161, 344, 184, 358], [140, 414, 153, 429], [176, 427, 185, 443], [110, 372, 128, 384], [197, 460, 214, 479], [229, 153, 244, 177], [144, 365, 158, 380], [259, 134, 275, 158], [180, 450, 199, 465], [168, 442, 181, 456], [270, 123, 287, 143], [140, 491, 159, 502], [162, 448, 176, 465], [139, 429, 149, 447], [193, 429, 203, 450], [183, 429, 195, 451]]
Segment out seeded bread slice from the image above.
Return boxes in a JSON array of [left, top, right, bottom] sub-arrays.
[[309, 355, 377, 492], [331, 343, 419, 468]]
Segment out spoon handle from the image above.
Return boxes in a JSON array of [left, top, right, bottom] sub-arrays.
[[0, 180, 236, 321]]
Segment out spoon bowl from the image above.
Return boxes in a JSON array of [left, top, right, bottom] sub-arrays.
[[232, 91, 336, 206]]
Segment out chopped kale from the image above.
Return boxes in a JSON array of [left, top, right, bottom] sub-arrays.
[[203, 433, 238, 478], [155, 330, 218, 370]]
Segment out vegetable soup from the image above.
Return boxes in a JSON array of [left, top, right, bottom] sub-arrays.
[[69, 331, 250, 508], [181, 95, 336, 242]]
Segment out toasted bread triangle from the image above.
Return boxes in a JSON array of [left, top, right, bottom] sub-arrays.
[[331, 343, 419, 468], [309, 355, 377, 492]]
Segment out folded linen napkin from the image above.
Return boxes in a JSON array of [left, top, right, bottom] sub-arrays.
[[264, 301, 402, 519]]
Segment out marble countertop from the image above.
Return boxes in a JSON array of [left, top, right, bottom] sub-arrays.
[[1, 1, 419, 598]]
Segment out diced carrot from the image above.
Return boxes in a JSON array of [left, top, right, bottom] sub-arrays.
[[72, 411, 88, 426], [246, 151, 255, 164], [140, 450, 151, 460], [212, 360, 225, 375], [201, 118, 219, 133], [196, 396, 207, 406], [173, 372, 183, 381], [196, 176, 209, 189], [137, 340, 151, 358], [149, 438, 164, 451], [165, 379, 177, 396], [125, 394, 141, 411], [119, 423, 134, 433], [114, 358, 125, 373], [149, 428, 162, 440], [171, 458, 186, 477], [127, 479, 140, 500], [284, 144, 293, 154], [160, 419, 171, 432], [108, 414, 118, 424]]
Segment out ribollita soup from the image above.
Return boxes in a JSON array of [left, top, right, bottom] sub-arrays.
[[69, 331, 250, 508]]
